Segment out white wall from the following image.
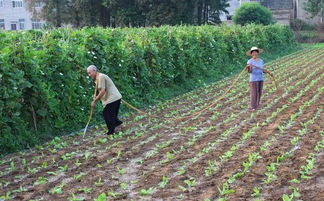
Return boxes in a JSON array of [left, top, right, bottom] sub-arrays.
[[0, 0, 45, 30]]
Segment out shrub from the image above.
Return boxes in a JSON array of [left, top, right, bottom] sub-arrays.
[[290, 19, 316, 31], [233, 2, 274, 26]]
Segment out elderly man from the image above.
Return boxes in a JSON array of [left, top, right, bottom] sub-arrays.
[[87, 65, 123, 135]]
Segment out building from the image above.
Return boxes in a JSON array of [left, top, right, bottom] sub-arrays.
[[221, 0, 323, 25], [0, 0, 45, 30]]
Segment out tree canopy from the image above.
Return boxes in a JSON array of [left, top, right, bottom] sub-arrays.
[[25, 0, 230, 28]]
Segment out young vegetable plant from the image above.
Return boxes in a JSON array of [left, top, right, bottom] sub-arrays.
[[58, 164, 69, 172], [41, 161, 48, 169], [12, 186, 28, 193], [75, 159, 82, 167], [21, 159, 27, 166], [84, 152, 92, 161], [119, 182, 127, 190], [49, 182, 66, 194], [107, 190, 122, 199], [217, 182, 235, 196], [78, 187, 92, 194], [139, 187, 155, 196], [178, 185, 187, 192], [73, 172, 86, 180], [205, 160, 218, 176], [7, 161, 15, 171], [0, 191, 12, 200], [184, 177, 196, 188], [282, 187, 300, 201], [94, 192, 107, 201], [117, 167, 126, 175], [34, 176, 48, 186], [94, 177, 104, 187], [158, 176, 169, 188], [177, 167, 186, 175], [47, 171, 58, 176], [251, 187, 261, 198], [68, 193, 85, 201]]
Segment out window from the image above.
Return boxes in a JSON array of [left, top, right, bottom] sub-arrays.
[[0, 19, 5, 30], [11, 23, 17, 30], [0, 1, 4, 7], [12, 1, 23, 8], [32, 19, 42, 29], [19, 19, 25, 30]]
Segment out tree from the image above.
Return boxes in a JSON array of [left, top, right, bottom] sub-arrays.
[[233, 2, 274, 26], [103, 0, 145, 27], [135, 0, 229, 26], [26, 0, 230, 28], [304, 0, 324, 19], [134, 0, 197, 26], [25, 0, 71, 27], [71, 0, 111, 27], [196, 0, 229, 25]]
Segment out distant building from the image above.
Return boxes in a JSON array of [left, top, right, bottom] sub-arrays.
[[221, 0, 323, 25], [0, 0, 45, 30]]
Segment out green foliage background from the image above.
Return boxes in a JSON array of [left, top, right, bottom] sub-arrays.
[[0, 24, 297, 155]]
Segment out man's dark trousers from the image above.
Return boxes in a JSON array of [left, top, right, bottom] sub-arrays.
[[103, 99, 122, 134]]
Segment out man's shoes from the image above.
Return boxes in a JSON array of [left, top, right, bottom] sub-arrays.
[[105, 132, 114, 136], [104, 121, 122, 136], [116, 120, 123, 127]]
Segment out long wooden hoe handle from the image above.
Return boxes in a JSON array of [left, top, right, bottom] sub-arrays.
[[83, 105, 94, 138]]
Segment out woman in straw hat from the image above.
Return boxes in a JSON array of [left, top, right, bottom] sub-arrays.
[[245, 47, 270, 111]]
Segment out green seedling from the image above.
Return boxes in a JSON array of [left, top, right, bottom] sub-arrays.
[[49, 182, 66, 194], [94, 192, 107, 201], [41, 161, 48, 169], [139, 187, 154, 196], [84, 152, 92, 161], [158, 176, 169, 188], [107, 190, 122, 198], [7, 161, 15, 171], [75, 159, 82, 167], [251, 187, 261, 198], [218, 182, 235, 196], [117, 167, 126, 175], [12, 186, 28, 193], [184, 177, 196, 188], [120, 182, 127, 190], [77, 187, 92, 194], [58, 164, 68, 172], [177, 167, 186, 175], [95, 177, 104, 186], [73, 172, 86, 180], [68, 193, 85, 201], [22, 159, 27, 166], [34, 176, 48, 186], [178, 185, 187, 192], [47, 171, 58, 176]]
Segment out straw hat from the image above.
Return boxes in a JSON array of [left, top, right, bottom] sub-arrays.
[[246, 47, 264, 56]]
